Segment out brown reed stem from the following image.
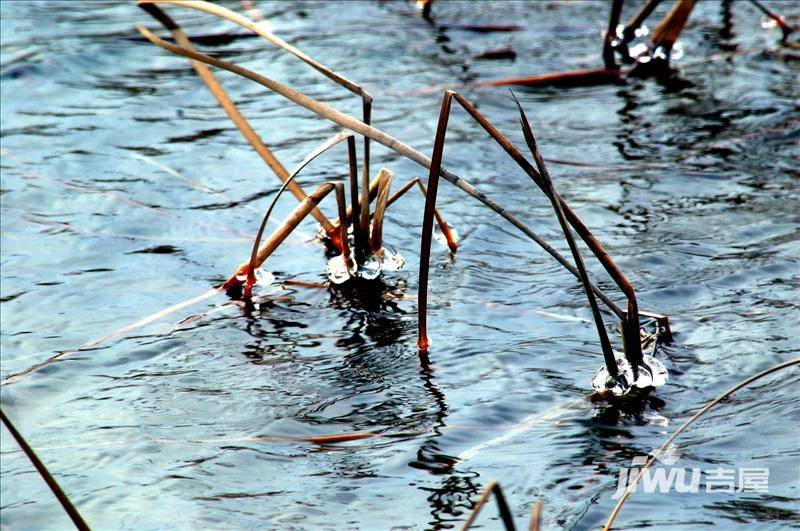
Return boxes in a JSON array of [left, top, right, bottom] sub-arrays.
[[477, 67, 623, 88], [224, 131, 353, 295], [358, 147, 371, 263], [342, 173, 381, 227], [621, 0, 663, 44], [136, 26, 625, 320], [386, 177, 420, 207], [649, 0, 697, 55], [1, 408, 91, 530], [417, 91, 451, 351], [603, 0, 624, 69], [381, 177, 458, 252], [333, 182, 354, 274], [460, 480, 517, 531], [139, 0, 373, 187], [747, 0, 795, 40], [345, 136, 365, 260], [529, 499, 543, 531], [603, 357, 800, 530], [370, 169, 394, 253], [415, 179, 459, 253], [226, 183, 336, 297], [138, 3, 335, 233], [513, 94, 618, 376]]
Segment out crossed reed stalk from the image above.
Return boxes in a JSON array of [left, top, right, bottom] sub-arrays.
[[134, 0, 671, 383]]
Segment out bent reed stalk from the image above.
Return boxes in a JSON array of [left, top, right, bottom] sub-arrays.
[[603, 357, 800, 530], [135, 25, 627, 323]]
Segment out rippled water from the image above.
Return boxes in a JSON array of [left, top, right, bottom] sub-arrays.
[[1, 1, 798, 529]]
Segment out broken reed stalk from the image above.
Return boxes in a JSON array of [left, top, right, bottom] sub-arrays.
[[460, 480, 517, 531], [513, 94, 618, 377], [135, 25, 628, 325], [358, 145, 371, 263], [370, 169, 394, 253], [0, 408, 91, 531], [603, 357, 800, 530], [139, 0, 374, 198], [748, 0, 795, 40], [223, 130, 355, 295], [138, 3, 335, 234]]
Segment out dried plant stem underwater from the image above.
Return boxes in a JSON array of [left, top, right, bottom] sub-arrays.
[[2, 288, 222, 385], [135, 27, 631, 329], [603, 357, 800, 530], [138, 3, 335, 233], [1, 408, 91, 531]]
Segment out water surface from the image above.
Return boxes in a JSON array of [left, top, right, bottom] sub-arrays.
[[1, 1, 798, 529]]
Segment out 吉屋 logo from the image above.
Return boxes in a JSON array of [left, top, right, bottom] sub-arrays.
[[612, 444, 769, 499]]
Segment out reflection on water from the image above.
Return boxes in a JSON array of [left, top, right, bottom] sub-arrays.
[[1, 1, 799, 529]]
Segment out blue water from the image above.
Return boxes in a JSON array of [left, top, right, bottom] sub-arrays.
[[1, 1, 798, 529]]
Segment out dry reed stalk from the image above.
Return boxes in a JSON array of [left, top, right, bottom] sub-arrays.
[[332, 183, 354, 273], [0, 408, 91, 530], [529, 500, 542, 531], [385, 177, 419, 207], [460, 480, 516, 531], [748, 0, 795, 40], [381, 177, 458, 253], [648, 0, 697, 55], [603, 0, 624, 69], [135, 27, 627, 322], [229, 130, 354, 294], [357, 151, 371, 263], [139, 3, 335, 234], [139, 0, 374, 197], [415, 179, 459, 253], [225, 183, 335, 298], [414, 89, 640, 357], [476, 68, 623, 88], [369, 168, 394, 252], [603, 357, 800, 530], [513, 95, 618, 376], [621, 0, 663, 45]]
